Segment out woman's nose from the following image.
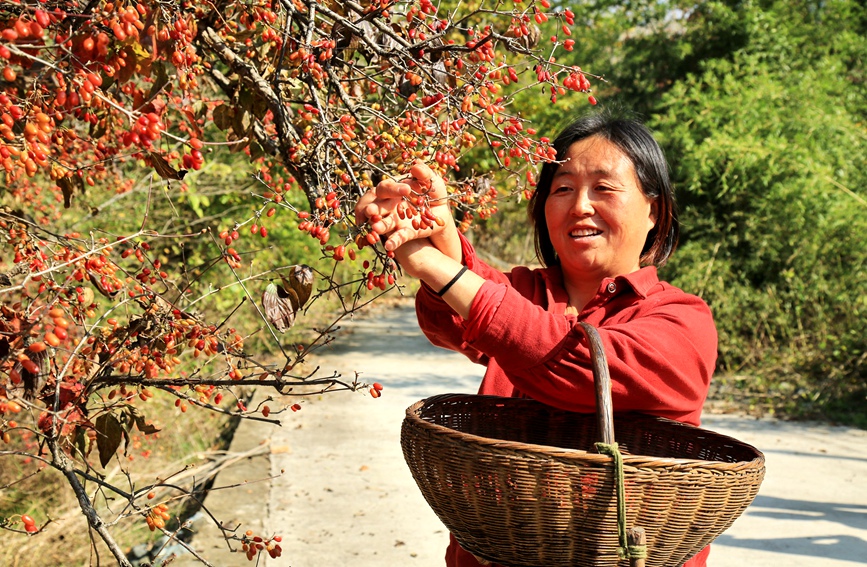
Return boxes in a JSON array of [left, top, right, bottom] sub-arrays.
[[571, 189, 594, 217]]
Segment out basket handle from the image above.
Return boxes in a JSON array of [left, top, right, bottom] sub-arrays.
[[579, 323, 649, 565], [577, 322, 614, 445]]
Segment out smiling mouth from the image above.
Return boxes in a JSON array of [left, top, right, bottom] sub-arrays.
[[569, 228, 602, 238]]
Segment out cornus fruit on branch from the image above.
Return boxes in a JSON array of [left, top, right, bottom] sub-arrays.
[[1, 0, 595, 563]]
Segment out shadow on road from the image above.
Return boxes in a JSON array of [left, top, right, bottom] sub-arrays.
[[746, 495, 867, 530], [715, 495, 867, 562], [715, 533, 866, 563]]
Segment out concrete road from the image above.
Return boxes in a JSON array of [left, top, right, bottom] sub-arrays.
[[173, 299, 867, 566]]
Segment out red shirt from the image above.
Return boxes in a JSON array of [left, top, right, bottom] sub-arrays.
[[415, 234, 718, 567]]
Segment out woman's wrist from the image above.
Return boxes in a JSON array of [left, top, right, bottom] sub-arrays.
[[435, 265, 468, 296], [396, 241, 482, 319]]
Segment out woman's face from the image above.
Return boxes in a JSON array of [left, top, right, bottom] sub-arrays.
[[544, 135, 657, 282]]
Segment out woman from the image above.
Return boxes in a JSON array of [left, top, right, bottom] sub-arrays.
[[356, 112, 717, 567]]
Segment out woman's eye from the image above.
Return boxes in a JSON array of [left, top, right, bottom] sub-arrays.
[[553, 185, 571, 194]]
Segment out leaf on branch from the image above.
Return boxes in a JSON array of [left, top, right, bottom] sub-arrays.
[[213, 103, 233, 131], [146, 61, 170, 104], [262, 282, 296, 332], [89, 116, 107, 140], [263, 266, 313, 332], [88, 272, 118, 298], [58, 175, 85, 209], [248, 141, 265, 162], [505, 24, 541, 52], [432, 60, 453, 88], [95, 413, 124, 468], [186, 103, 205, 139], [238, 88, 262, 117], [73, 426, 93, 459], [117, 46, 139, 84], [233, 107, 252, 138], [134, 416, 160, 435], [333, 20, 378, 63], [399, 80, 419, 98], [126, 407, 161, 435], [281, 264, 314, 310], [129, 40, 151, 62], [147, 151, 188, 180], [14, 347, 49, 400]]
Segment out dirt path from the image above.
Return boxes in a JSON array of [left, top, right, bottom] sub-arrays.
[[175, 298, 867, 566]]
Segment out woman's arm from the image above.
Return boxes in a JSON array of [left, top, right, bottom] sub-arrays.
[[412, 233, 513, 362]]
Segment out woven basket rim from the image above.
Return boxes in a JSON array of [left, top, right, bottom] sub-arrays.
[[405, 393, 766, 472]]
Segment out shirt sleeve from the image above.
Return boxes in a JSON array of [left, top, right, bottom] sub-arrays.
[[415, 233, 511, 364], [462, 283, 718, 421]]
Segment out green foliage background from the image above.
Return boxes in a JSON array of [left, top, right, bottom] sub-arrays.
[[473, 0, 867, 424]]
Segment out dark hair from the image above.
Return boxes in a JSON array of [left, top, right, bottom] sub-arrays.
[[529, 111, 679, 268]]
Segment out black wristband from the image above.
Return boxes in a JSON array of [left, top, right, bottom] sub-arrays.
[[436, 265, 468, 297]]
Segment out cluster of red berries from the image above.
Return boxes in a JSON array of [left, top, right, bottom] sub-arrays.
[[145, 502, 171, 531], [369, 382, 384, 398], [121, 112, 163, 149], [181, 141, 205, 171], [20, 514, 38, 534], [296, 210, 331, 245], [242, 530, 283, 560]]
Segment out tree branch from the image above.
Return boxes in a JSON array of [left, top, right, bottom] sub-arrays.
[[48, 438, 134, 567]]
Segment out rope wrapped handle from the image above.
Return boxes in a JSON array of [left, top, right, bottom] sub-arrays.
[[577, 322, 647, 567]]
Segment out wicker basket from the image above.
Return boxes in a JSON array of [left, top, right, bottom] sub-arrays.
[[401, 323, 765, 567]]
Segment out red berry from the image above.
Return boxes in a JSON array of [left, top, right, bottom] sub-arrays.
[[21, 359, 39, 375], [21, 514, 35, 526]]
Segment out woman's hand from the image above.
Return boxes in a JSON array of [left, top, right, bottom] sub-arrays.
[[354, 162, 460, 260]]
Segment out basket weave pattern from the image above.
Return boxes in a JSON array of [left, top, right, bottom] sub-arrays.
[[401, 394, 765, 567]]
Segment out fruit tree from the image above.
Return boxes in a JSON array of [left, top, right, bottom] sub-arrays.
[[0, 0, 596, 563]]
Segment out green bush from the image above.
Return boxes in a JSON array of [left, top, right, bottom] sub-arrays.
[[653, 4, 867, 423]]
